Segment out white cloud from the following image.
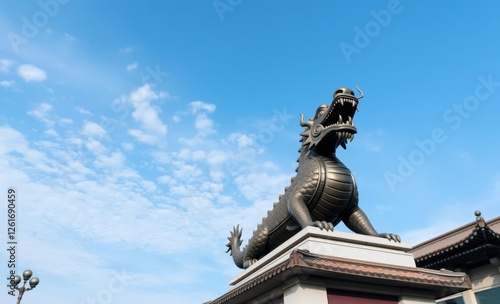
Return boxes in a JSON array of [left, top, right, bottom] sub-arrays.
[[206, 150, 229, 166], [76, 106, 92, 115], [195, 112, 216, 135], [0, 58, 14, 73], [130, 83, 157, 103], [85, 139, 107, 155], [128, 129, 159, 145], [18, 64, 47, 82], [127, 84, 168, 145], [176, 148, 206, 161], [0, 125, 29, 155], [190, 101, 216, 114], [173, 163, 203, 180], [44, 129, 59, 137], [93, 151, 126, 169], [126, 62, 138, 72], [151, 151, 170, 164], [0, 80, 15, 87], [158, 175, 173, 184], [82, 121, 107, 139], [228, 133, 254, 148], [28, 102, 55, 128], [176, 101, 218, 137]]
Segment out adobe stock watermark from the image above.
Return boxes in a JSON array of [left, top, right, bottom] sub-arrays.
[[80, 270, 130, 304], [7, 0, 71, 53], [6, 187, 18, 296], [339, 0, 404, 63], [213, 0, 243, 21], [140, 65, 168, 89], [385, 74, 500, 192]]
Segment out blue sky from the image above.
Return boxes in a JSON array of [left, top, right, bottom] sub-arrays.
[[1, 1, 500, 303]]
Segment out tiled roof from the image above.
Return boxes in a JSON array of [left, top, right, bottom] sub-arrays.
[[410, 212, 500, 270], [209, 258, 290, 304], [297, 250, 470, 288], [208, 249, 470, 304]]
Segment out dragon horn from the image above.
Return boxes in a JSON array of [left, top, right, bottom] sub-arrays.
[[299, 114, 313, 128], [356, 85, 364, 99]]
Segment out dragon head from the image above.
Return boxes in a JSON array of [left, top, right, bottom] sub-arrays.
[[300, 87, 363, 153]]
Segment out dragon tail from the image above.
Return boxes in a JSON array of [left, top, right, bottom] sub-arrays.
[[226, 225, 245, 269]]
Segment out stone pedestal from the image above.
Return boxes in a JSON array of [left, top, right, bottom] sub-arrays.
[[208, 228, 471, 304]]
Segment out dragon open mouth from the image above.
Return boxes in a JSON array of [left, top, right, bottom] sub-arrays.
[[321, 95, 358, 137], [300, 87, 363, 151], [312, 94, 359, 148]]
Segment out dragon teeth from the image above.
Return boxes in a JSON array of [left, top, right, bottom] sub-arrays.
[[338, 115, 343, 124]]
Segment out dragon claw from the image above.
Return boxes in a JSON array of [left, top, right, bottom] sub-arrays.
[[313, 220, 334, 231], [377, 233, 401, 243], [243, 258, 258, 268]]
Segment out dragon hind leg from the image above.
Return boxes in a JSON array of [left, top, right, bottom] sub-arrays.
[[243, 224, 269, 269]]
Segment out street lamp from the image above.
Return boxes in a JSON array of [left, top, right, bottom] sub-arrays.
[[11, 270, 40, 304]]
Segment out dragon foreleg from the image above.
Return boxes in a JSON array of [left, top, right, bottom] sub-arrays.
[[287, 192, 334, 231], [343, 207, 401, 242]]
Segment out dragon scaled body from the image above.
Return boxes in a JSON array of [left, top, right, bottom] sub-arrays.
[[227, 87, 400, 269]]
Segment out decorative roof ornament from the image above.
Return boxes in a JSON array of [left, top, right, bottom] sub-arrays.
[[475, 210, 486, 228]]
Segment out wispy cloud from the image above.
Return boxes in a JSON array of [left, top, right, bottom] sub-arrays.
[[190, 101, 216, 114], [0, 80, 15, 87], [126, 62, 138, 72], [0, 58, 14, 73], [76, 106, 92, 115], [119, 46, 134, 54], [64, 32, 76, 42], [28, 102, 55, 128]]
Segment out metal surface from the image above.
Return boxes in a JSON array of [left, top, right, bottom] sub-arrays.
[[226, 88, 400, 269]]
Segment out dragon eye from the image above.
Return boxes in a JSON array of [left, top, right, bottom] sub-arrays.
[[317, 110, 324, 117]]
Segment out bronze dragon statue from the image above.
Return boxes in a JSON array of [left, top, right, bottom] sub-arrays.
[[226, 87, 401, 269]]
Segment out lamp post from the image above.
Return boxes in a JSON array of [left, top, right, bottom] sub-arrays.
[[11, 270, 40, 304]]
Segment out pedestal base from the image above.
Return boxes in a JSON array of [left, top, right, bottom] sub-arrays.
[[208, 228, 471, 304]]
